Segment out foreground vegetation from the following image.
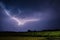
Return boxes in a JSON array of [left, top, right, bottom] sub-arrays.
[[0, 31, 60, 37], [0, 37, 60, 40], [0, 31, 60, 40]]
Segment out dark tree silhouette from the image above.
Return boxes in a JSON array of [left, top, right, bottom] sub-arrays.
[[28, 30, 31, 32]]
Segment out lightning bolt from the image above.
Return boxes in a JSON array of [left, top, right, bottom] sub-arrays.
[[0, 2, 40, 26]]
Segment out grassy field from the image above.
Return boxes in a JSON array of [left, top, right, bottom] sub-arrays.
[[0, 31, 60, 37], [0, 31, 60, 40], [0, 37, 46, 40], [0, 37, 60, 40]]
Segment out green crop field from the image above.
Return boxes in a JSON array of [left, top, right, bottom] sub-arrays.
[[0, 31, 60, 40], [0, 37, 60, 40], [0, 31, 60, 37], [0, 37, 46, 40]]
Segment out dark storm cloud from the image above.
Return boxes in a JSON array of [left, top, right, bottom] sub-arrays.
[[0, 0, 60, 32]]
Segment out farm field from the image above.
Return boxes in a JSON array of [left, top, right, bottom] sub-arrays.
[[0, 37, 60, 40], [0, 31, 60, 37], [0, 31, 60, 40]]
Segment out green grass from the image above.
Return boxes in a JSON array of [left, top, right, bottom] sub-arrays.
[[0, 31, 60, 40], [0, 37, 60, 40], [0, 31, 60, 37], [0, 37, 46, 40], [16, 31, 60, 37]]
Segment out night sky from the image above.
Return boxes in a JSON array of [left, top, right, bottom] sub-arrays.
[[0, 0, 60, 32]]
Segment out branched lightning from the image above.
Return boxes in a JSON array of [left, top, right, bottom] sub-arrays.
[[0, 2, 40, 26]]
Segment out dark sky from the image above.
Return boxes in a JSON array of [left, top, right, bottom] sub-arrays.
[[0, 0, 60, 32]]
